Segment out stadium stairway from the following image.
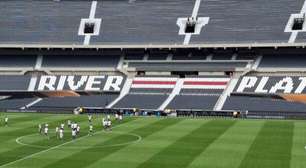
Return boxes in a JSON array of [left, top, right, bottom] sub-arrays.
[[106, 77, 133, 108], [158, 78, 184, 110], [20, 98, 43, 110], [214, 74, 240, 110]]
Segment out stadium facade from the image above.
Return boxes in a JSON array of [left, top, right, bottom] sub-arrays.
[[1, 0, 306, 119]]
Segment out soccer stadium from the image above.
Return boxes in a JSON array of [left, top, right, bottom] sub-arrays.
[[0, 0, 306, 167]]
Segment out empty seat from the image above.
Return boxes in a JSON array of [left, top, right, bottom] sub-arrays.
[[167, 95, 219, 110], [0, 98, 37, 110], [30, 95, 118, 110], [148, 49, 169, 60], [0, 55, 36, 67], [42, 55, 120, 68], [113, 94, 168, 109], [223, 96, 306, 112], [259, 54, 306, 68]]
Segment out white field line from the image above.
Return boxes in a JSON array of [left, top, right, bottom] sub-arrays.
[[15, 131, 142, 149], [0, 120, 133, 168]]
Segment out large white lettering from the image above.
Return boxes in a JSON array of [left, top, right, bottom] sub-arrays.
[[295, 77, 306, 93], [236, 77, 257, 92], [85, 76, 105, 91], [67, 76, 88, 90], [103, 76, 123, 91], [269, 77, 294, 93], [38, 76, 56, 91], [56, 76, 66, 90], [254, 76, 269, 93]]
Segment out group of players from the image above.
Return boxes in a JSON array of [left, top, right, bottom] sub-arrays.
[[35, 113, 123, 140]]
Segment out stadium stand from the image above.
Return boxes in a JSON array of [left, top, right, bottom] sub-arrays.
[[113, 94, 168, 110], [1, 0, 306, 119], [0, 55, 36, 68], [42, 55, 120, 68], [172, 49, 208, 60], [126, 61, 249, 72], [223, 96, 306, 112], [29, 95, 118, 111], [0, 98, 37, 110], [147, 49, 169, 60], [167, 95, 219, 110]]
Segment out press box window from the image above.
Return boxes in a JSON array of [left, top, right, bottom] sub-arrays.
[[185, 17, 197, 33], [84, 23, 95, 34], [292, 17, 304, 30], [78, 19, 102, 36]]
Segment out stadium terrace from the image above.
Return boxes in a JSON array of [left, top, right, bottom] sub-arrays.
[[1, 0, 306, 168]]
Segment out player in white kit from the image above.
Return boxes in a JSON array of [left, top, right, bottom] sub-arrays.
[[102, 118, 106, 130], [72, 128, 76, 139], [59, 128, 64, 140], [38, 124, 42, 134], [88, 124, 93, 136], [55, 127, 59, 139], [76, 125, 80, 135], [44, 124, 49, 139], [115, 113, 119, 120], [88, 114, 93, 123], [107, 120, 112, 131], [61, 123, 65, 129], [67, 120, 71, 128], [4, 116, 8, 127]]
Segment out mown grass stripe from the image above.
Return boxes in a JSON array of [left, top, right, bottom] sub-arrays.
[[187, 120, 265, 168], [41, 118, 182, 168], [290, 121, 306, 168], [238, 121, 294, 168], [87, 119, 211, 168], [0, 115, 77, 142], [136, 119, 236, 168], [0, 116, 137, 168], [0, 115, 87, 166], [13, 117, 146, 168], [0, 115, 47, 129]]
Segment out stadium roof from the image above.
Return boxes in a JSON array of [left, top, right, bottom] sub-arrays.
[[1, 0, 306, 48]]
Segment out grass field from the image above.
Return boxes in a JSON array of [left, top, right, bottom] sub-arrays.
[[0, 113, 306, 168]]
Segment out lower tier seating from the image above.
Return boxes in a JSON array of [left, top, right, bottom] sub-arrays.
[[113, 94, 168, 110], [223, 96, 306, 112], [166, 95, 219, 110]]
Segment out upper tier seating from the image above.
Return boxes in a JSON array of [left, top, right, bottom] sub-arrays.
[[0, 55, 36, 68], [172, 49, 208, 60], [42, 55, 120, 68], [126, 61, 249, 71], [259, 54, 306, 68], [147, 49, 169, 60], [124, 49, 145, 60]]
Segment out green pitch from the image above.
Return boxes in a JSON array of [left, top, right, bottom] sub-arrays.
[[0, 113, 306, 168]]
